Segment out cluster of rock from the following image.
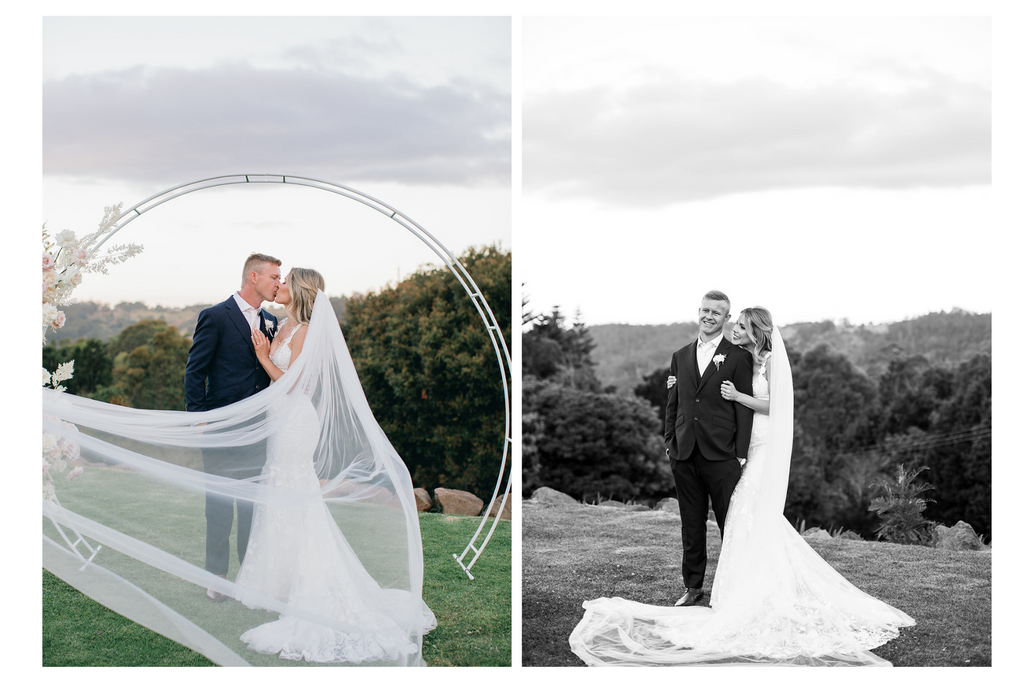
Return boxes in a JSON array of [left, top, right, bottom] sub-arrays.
[[528, 487, 989, 551], [415, 487, 511, 520], [934, 520, 988, 551]]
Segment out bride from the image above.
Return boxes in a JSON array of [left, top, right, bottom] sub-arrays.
[[234, 267, 436, 662], [568, 307, 915, 666], [42, 268, 435, 667]]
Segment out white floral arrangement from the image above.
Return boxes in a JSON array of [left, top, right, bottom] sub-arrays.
[[42, 203, 143, 501], [713, 353, 727, 371]]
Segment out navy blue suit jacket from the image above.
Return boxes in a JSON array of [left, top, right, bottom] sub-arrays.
[[664, 337, 754, 462], [185, 296, 278, 412]]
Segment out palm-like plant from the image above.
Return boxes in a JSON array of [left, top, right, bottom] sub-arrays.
[[869, 464, 936, 545]]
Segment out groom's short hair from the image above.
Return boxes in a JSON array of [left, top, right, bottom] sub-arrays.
[[241, 253, 282, 286], [703, 290, 730, 306]]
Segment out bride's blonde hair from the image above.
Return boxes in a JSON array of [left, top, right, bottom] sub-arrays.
[[739, 306, 773, 362], [286, 267, 325, 324]]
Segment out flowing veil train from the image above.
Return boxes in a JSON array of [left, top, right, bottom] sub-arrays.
[[43, 291, 435, 666], [568, 327, 914, 666]]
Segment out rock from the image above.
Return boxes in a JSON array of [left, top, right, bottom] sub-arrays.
[[654, 497, 678, 512], [413, 488, 432, 512], [839, 530, 864, 541], [802, 527, 832, 541], [434, 488, 484, 516], [530, 486, 578, 505], [934, 520, 984, 551], [485, 493, 512, 519], [598, 500, 627, 508]]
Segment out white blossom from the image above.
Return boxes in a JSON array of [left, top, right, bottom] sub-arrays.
[[60, 439, 80, 460], [42, 302, 58, 325], [52, 360, 75, 384], [67, 466, 84, 481], [54, 229, 78, 248], [42, 432, 58, 452], [42, 367, 51, 386]]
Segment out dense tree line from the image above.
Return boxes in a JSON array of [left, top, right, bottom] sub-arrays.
[[343, 246, 512, 500], [525, 307, 992, 541], [588, 309, 991, 392], [43, 320, 191, 410], [43, 247, 511, 500]]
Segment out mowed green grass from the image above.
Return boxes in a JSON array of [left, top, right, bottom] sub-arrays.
[[42, 468, 510, 667], [523, 500, 991, 667]]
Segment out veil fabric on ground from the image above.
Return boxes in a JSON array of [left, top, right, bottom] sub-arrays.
[[568, 327, 914, 666], [43, 292, 436, 666]]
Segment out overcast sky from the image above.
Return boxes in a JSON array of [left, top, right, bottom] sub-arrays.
[[521, 16, 993, 326], [42, 16, 510, 307]]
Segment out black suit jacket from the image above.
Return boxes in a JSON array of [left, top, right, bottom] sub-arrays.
[[184, 296, 278, 412], [664, 336, 755, 462]]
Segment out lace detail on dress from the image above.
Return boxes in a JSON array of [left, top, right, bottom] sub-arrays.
[[235, 317, 428, 663], [268, 319, 304, 373]]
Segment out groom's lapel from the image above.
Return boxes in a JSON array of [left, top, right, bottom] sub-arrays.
[[686, 341, 700, 389], [223, 298, 256, 357]]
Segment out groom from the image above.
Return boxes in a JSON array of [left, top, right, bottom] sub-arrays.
[[185, 252, 281, 601], [664, 290, 754, 607]]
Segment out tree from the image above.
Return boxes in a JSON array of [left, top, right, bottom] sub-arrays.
[[342, 246, 511, 500], [113, 325, 192, 410], [108, 318, 170, 357], [633, 367, 671, 426], [916, 354, 991, 538], [523, 306, 601, 391], [522, 376, 671, 503], [43, 338, 112, 396]]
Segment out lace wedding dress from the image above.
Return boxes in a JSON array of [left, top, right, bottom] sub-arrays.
[[569, 331, 915, 666], [235, 321, 430, 663]]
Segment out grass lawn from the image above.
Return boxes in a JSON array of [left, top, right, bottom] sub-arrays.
[[523, 500, 991, 667], [43, 469, 510, 667]]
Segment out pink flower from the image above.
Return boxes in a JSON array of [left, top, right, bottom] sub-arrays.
[[42, 459, 50, 477], [53, 311, 66, 329], [72, 248, 89, 265], [42, 253, 56, 270], [61, 439, 80, 460], [67, 466, 84, 481]]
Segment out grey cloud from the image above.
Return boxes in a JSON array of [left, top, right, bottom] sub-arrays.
[[44, 65, 510, 186], [524, 74, 989, 206]]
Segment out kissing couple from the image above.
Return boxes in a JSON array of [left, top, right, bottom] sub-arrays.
[[570, 290, 915, 666], [44, 252, 435, 665]]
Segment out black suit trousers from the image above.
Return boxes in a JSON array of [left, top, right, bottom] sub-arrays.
[[671, 443, 742, 589]]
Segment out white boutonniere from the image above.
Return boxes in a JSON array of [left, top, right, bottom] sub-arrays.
[[265, 317, 275, 333], [712, 353, 727, 371]]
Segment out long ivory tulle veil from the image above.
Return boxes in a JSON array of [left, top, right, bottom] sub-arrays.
[[568, 326, 914, 666], [43, 291, 435, 666]]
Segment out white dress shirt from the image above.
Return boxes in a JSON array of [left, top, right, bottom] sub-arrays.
[[232, 292, 262, 332], [696, 332, 724, 376]]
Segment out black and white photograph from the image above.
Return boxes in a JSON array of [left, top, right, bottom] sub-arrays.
[[521, 14, 994, 667]]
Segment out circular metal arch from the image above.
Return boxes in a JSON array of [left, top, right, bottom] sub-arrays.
[[98, 174, 511, 579]]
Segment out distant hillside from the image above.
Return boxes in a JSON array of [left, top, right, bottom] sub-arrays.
[[46, 296, 350, 345], [589, 309, 991, 392]]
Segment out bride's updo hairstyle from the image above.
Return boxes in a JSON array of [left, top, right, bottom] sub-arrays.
[[739, 306, 773, 362], [286, 267, 325, 324]]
